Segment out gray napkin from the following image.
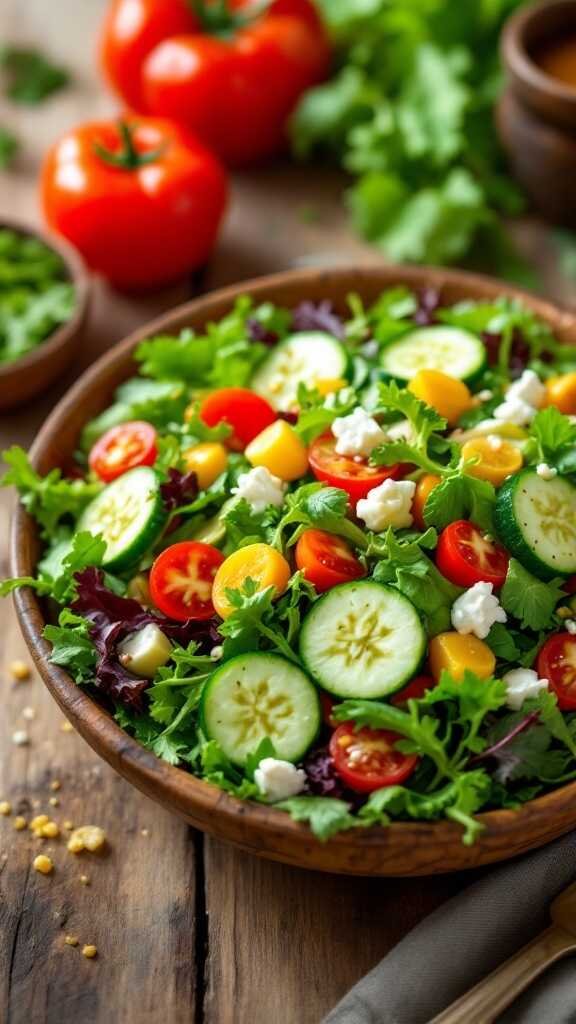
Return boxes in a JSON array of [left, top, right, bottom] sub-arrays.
[[324, 832, 576, 1024]]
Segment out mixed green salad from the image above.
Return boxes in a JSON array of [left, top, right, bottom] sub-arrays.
[[5, 285, 576, 844], [0, 228, 75, 366]]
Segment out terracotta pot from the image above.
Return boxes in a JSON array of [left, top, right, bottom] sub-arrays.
[[10, 264, 576, 876], [498, 0, 576, 226]]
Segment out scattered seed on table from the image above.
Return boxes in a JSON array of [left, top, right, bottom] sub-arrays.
[[41, 822, 59, 839], [13, 816, 27, 831], [141, 828, 149, 837], [67, 826, 106, 854], [63, 820, 74, 830], [8, 660, 30, 681], [0, 801, 11, 816], [82, 945, 97, 959], [79, 874, 90, 885], [64, 935, 79, 947], [12, 730, 29, 746], [50, 780, 61, 792], [60, 721, 73, 733], [21, 706, 36, 721], [33, 854, 53, 875], [49, 797, 59, 807]]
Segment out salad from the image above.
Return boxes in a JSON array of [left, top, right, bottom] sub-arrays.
[[5, 285, 576, 845]]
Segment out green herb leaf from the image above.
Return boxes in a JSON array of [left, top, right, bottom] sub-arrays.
[[1, 47, 70, 104], [278, 796, 360, 841], [1, 446, 101, 537], [423, 472, 495, 532], [500, 559, 565, 631]]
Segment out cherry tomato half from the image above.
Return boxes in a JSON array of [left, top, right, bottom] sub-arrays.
[[149, 541, 225, 621], [320, 692, 338, 729], [391, 675, 435, 707], [295, 528, 365, 593], [89, 421, 158, 482], [200, 388, 277, 450], [436, 520, 509, 589], [329, 723, 419, 794], [537, 633, 576, 711], [308, 434, 404, 504]]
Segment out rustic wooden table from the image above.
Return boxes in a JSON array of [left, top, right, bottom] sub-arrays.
[[0, 3, 573, 1022]]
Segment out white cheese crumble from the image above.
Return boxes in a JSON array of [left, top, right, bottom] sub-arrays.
[[356, 479, 416, 532], [477, 389, 494, 401], [385, 419, 415, 443], [254, 758, 306, 802], [210, 645, 224, 660], [536, 463, 558, 480], [451, 582, 507, 640], [487, 434, 503, 451], [331, 407, 386, 458], [12, 730, 29, 747], [502, 668, 549, 711], [232, 466, 286, 512], [565, 620, 576, 635], [493, 396, 537, 427], [118, 623, 172, 679], [493, 370, 545, 427]]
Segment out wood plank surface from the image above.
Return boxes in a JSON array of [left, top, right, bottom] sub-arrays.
[[0, 2, 574, 1023]]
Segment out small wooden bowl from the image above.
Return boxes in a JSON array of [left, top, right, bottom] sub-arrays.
[[10, 264, 576, 876], [0, 219, 89, 412], [498, 0, 576, 225]]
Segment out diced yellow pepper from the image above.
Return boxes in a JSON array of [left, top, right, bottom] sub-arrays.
[[429, 632, 496, 682], [316, 378, 348, 397], [545, 373, 576, 415], [245, 420, 309, 482], [183, 442, 228, 490], [409, 369, 472, 426], [461, 436, 523, 487], [212, 543, 291, 619]]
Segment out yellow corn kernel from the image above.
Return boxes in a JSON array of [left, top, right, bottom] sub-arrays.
[[127, 573, 152, 607], [13, 816, 27, 831], [41, 822, 60, 839], [82, 945, 98, 959], [67, 825, 106, 854], [409, 370, 472, 426], [30, 814, 49, 833], [33, 854, 54, 875], [65, 935, 79, 947], [245, 420, 308, 482], [315, 377, 348, 396], [461, 436, 523, 487], [429, 632, 496, 682], [183, 442, 228, 490], [8, 660, 30, 681], [545, 373, 576, 415], [0, 801, 11, 816]]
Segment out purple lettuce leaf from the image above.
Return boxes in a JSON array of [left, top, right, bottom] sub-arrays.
[[414, 287, 441, 326], [246, 317, 279, 346], [160, 468, 198, 513], [291, 300, 345, 340]]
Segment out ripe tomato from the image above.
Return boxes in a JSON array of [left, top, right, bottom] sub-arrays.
[[329, 723, 419, 794], [436, 521, 509, 589], [150, 541, 225, 621], [308, 435, 404, 504], [89, 421, 158, 482], [320, 692, 338, 729], [100, 0, 330, 166], [537, 633, 576, 711], [200, 388, 276, 450], [391, 675, 435, 707], [41, 117, 227, 289], [295, 529, 365, 593]]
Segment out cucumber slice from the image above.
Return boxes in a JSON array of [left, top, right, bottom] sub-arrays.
[[251, 331, 348, 411], [380, 327, 486, 383], [200, 653, 321, 766], [494, 469, 576, 579], [78, 466, 167, 572], [299, 581, 426, 699]]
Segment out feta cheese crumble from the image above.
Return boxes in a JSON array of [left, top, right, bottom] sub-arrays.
[[118, 623, 172, 679], [565, 620, 576, 636], [356, 479, 416, 532], [493, 396, 537, 427], [502, 668, 549, 711], [451, 582, 507, 640], [493, 370, 546, 427], [232, 466, 286, 512], [536, 463, 558, 480], [254, 758, 306, 802], [477, 389, 494, 402], [331, 406, 386, 458]]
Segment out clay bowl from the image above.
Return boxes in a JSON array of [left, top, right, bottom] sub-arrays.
[[10, 264, 576, 876], [0, 219, 89, 412], [498, 0, 576, 226]]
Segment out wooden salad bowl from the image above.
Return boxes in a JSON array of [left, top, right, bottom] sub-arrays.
[[0, 218, 89, 412], [10, 265, 576, 876]]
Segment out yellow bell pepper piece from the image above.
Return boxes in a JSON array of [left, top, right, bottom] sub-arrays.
[[412, 473, 441, 530], [245, 419, 309, 482], [429, 632, 496, 682], [212, 543, 291, 619], [461, 436, 523, 487], [315, 378, 348, 397], [545, 372, 576, 415], [409, 369, 472, 426], [183, 442, 228, 490]]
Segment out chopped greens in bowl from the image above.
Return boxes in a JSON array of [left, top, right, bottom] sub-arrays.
[[5, 282, 576, 848]]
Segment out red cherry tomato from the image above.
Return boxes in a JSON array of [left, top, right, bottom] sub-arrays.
[[295, 529, 365, 593], [391, 675, 435, 707], [537, 633, 576, 711], [308, 434, 404, 504], [149, 541, 225, 621], [200, 388, 276, 450], [436, 520, 510, 588], [89, 421, 158, 482], [329, 723, 419, 794], [320, 692, 338, 729], [41, 117, 227, 289]]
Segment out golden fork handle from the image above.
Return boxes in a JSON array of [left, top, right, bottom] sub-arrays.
[[430, 925, 576, 1024]]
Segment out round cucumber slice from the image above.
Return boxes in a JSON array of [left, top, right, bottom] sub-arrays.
[[299, 581, 426, 699], [78, 466, 167, 573], [380, 327, 486, 383], [251, 331, 349, 411], [494, 469, 576, 579], [200, 653, 321, 766]]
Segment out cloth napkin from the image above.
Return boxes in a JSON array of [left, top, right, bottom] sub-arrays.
[[324, 832, 576, 1024]]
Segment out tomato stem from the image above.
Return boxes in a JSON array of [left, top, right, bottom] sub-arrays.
[[93, 120, 166, 171], [190, 0, 268, 36]]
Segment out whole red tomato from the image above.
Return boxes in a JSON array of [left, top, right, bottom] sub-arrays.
[[100, 0, 330, 165], [41, 117, 227, 289]]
